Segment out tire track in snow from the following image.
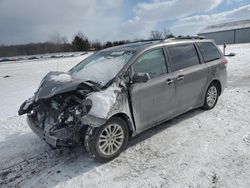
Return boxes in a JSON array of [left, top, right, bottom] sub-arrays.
[[0, 152, 50, 187], [0, 143, 76, 188], [0, 115, 78, 188]]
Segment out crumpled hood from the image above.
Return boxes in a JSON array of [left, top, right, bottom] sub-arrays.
[[18, 71, 97, 116], [34, 71, 95, 100]]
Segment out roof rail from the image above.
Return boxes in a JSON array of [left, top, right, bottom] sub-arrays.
[[129, 39, 162, 44], [161, 35, 206, 43], [175, 35, 206, 40], [130, 36, 206, 44]]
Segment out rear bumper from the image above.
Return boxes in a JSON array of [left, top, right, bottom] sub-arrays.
[[220, 67, 227, 94], [27, 115, 73, 147]]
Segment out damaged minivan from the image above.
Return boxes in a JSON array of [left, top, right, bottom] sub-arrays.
[[19, 37, 227, 162]]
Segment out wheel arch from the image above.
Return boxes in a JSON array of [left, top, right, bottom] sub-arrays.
[[209, 79, 222, 96], [109, 113, 134, 137]]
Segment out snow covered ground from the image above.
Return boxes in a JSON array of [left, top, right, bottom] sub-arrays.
[[0, 44, 250, 188]]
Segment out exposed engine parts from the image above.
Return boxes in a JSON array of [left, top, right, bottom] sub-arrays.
[[30, 91, 92, 146], [19, 72, 97, 147]]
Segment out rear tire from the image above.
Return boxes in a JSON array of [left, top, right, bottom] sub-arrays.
[[84, 117, 129, 162], [202, 82, 219, 110]]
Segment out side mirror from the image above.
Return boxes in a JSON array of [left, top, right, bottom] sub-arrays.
[[132, 72, 150, 83]]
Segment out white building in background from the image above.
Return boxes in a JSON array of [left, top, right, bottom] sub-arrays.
[[198, 20, 250, 45]]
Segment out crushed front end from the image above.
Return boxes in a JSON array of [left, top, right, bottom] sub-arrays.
[[18, 72, 95, 147]]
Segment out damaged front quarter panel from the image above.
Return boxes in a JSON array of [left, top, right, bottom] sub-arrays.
[[81, 80, 135, 133], [82, 79, 135, 132]]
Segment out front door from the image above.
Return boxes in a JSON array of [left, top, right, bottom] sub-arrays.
[[129, 48, 176, 133]]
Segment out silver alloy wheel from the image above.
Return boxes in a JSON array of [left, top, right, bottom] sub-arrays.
[[98, 123, 124, 156], [207, 86, 218, 107]]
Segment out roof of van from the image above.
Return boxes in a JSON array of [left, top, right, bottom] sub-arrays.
[[102, 36, 212, 52]]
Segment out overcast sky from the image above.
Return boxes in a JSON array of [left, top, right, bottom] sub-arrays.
[[0, 0, 250, 45]]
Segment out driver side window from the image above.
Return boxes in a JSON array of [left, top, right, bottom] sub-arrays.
[[132, 48, 167, 79]]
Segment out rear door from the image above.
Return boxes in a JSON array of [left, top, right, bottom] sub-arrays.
[[166, 43, 208, 113], [129, 48, 176, 132]]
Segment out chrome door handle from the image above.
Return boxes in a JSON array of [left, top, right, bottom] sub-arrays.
[[176, 75, 184, 81], [165, 79, 174, 85]]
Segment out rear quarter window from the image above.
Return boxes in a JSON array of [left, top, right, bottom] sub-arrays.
[[196, 42, 221, 62]]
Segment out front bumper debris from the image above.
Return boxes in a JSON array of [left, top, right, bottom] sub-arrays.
[[27, 114, 73, 147]]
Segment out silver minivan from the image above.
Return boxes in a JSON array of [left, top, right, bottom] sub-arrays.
[[19, 37, 227, 162]]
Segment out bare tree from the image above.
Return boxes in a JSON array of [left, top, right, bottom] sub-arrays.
[[162, 28, 174, 39], [149, 28, 175, 40], [91, 40, 102, 50], [47, 33, 70, 52], [61, 36, 68, 44], [49, 33, 67, 44], [150, 30, 163, 39]]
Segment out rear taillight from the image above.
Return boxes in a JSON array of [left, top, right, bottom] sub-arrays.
[[223, 58, 228, 64]]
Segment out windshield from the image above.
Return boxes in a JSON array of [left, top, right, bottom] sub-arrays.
[[69, 50, 134, 86]]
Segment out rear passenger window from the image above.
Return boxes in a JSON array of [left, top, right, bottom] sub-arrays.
[[168, 44, 200, 71], [132, 48, 167, 79], [196, 42, 221, 62]]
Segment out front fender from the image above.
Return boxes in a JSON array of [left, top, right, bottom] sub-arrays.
[[81, 82, 135, 134], [81, 114, 106, 127]]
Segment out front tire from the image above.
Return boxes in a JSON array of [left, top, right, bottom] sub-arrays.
[[202, 82, 219, 110], [84, 117, 129, 162]]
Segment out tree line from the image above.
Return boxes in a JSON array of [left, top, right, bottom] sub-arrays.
[[0, 29, 173, 57]]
